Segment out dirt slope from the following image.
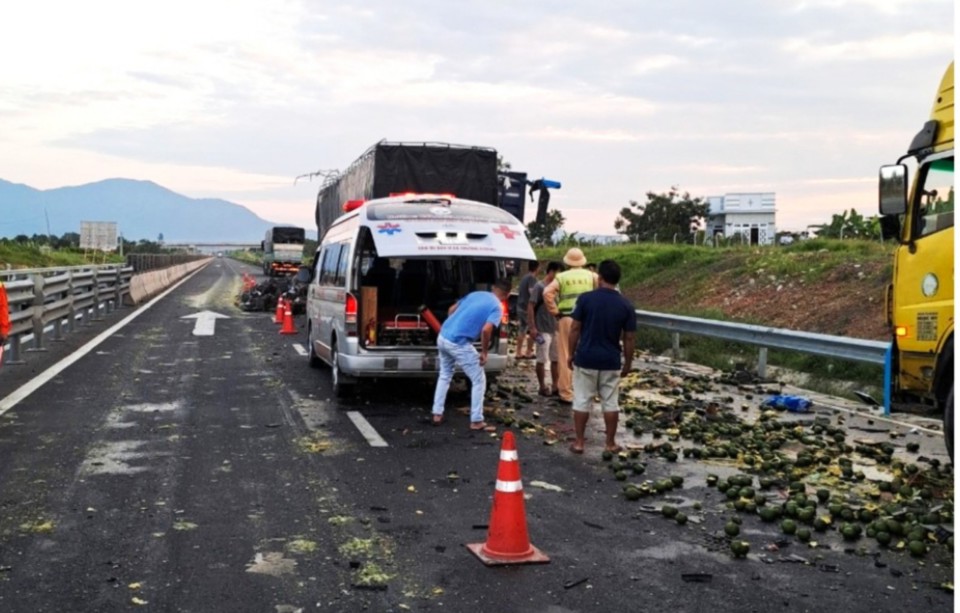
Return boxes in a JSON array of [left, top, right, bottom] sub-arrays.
[[627, 258, 890, 340]]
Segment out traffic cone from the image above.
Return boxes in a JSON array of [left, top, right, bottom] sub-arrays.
[[279, 302, 297, 335], [274, 296, 285, 324], [466, 431, 550, 566]]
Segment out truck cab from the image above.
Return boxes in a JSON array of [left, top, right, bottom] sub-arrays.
[[878, 62, 954, 457]]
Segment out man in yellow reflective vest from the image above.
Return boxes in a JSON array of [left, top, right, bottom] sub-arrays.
[[543, 248, 598, 404]]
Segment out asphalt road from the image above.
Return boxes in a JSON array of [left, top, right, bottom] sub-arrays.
[[0, 260, 953, 612]]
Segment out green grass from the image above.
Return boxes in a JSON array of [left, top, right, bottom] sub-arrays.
[[537, 243, 727, 290], [0, 242, 124, 269], [229, 250, 262, 266], [537, 239, 892, 287]]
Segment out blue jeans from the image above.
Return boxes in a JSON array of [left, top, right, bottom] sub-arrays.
[[432, 335, 486, 423]]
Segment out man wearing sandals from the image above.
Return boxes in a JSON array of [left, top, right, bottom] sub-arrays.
[[567, 260, 636, 454], [526, 261, 562, 397], [431, 279, 513, 430], [515, 260, 540, 360], [542, 248, 598, 404]]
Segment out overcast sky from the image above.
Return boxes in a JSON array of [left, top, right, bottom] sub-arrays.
[[1, 0, 954, 235]]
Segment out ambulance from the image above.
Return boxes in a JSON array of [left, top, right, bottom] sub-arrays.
[[301, 194, 535, 397]]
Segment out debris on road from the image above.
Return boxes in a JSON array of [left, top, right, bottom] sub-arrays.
[[563, 577, 590, 590], [530, 480, 564, 493]]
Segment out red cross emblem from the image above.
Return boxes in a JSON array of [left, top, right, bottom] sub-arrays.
[[493, 225, 517, 240]]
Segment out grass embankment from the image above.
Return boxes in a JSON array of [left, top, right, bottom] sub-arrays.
[[0, 243, 124, 269], [229, 250, 262, 267], [536, 239, 895, 398]]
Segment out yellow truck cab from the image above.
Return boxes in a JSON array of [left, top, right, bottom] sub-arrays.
[[878, 62, 954, 457]]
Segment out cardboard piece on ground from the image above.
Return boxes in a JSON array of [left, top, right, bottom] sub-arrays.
[[361, 286, 377, 345]]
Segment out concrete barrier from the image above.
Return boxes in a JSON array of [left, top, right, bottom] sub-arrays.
[[125, 259, 211, 306]]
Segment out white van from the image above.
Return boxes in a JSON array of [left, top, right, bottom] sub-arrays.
[[303, 194, 535, 397]]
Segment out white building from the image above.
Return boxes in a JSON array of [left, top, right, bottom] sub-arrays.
[[707, 193, 776, 245]]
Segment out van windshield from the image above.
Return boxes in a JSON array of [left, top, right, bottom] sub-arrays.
[[366, 201, 519, 224]]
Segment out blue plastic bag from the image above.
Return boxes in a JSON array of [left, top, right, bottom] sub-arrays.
[[762, 395, 813, 413]]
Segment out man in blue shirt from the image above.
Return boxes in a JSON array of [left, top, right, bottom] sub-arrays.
[[567, 260, 637, 454], [432, 279, 512, 430]]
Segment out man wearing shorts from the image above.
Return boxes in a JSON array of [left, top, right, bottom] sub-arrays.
[[567, 260, 637, 454], [526, 261, 562, 396]]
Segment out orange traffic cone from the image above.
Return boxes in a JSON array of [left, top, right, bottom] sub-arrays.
[[466, 431, 550, 566], [279, 302, 297, 335], [274, 296, 285, 324]]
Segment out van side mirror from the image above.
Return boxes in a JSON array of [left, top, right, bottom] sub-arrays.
[[879, 164, 908, 215], [295, 265, 313, 284]]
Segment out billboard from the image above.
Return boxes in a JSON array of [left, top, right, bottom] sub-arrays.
[[80, 221, 118, 251]]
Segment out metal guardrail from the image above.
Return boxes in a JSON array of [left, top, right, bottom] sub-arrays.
[[635, 310, 889, 367], [0, 264, 134, 364], [634, 309, 893, 413]]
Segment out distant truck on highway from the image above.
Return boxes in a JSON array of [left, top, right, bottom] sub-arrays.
[[262, 226, 306, 276], [878, 62, 954, 457]]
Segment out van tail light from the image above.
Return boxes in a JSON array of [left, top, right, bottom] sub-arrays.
[[345, 293, 358, 336], [895, 325, 908, 338]]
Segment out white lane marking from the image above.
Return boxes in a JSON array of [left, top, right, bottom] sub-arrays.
[[292, 343, 308, 357], [346, 411, 389, 448], [0, 265, 209, 416], [181, 310, 230, 336]]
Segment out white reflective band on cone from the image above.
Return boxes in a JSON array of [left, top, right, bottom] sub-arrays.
[[496, 479, 523, 493], [500, 450, 519, 461]]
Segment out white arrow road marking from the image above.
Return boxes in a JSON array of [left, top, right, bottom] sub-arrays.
[[181, 310, 231, 336], [292, 343, 308, 357], [346, 411, 389, 447]]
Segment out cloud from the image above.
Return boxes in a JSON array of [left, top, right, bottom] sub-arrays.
[[631, 55, 688, 75], [791, 0, 943, 14], [783, 31, 953, 61], [0, 0, 953, 239], [653, 164, 768, 175]]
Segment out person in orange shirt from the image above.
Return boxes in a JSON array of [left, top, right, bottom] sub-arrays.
[[0, 281, 10, 344]]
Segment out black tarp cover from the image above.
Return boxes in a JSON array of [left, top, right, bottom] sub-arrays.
[[315, 142, 498, 238]]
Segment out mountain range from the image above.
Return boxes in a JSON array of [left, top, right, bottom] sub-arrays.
[[0, 178, 302, 243]]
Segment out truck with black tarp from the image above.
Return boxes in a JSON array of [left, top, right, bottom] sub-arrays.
[[262, 226, 306, 276], [314, 141, 500, 237]]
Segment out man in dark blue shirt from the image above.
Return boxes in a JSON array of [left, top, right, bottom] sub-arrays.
[[567, 260, 637, 454]]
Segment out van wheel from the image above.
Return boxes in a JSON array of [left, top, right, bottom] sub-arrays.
[[331, 341, 353, 398], [944, 384, 953, 462], [307, 323, 322, 369]]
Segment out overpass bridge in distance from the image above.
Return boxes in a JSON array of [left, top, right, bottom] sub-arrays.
[[163, 242, 261, 254]]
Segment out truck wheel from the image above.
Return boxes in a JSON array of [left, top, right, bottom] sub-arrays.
[[945, 385, 953, 462], [331, 341, 353, 398], [307, 323, 322, 369]]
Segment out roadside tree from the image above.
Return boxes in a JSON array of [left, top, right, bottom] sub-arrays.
[[816, 208, 881, 240], [527, 209, 566, 246], [614, 187, 708, 243]]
